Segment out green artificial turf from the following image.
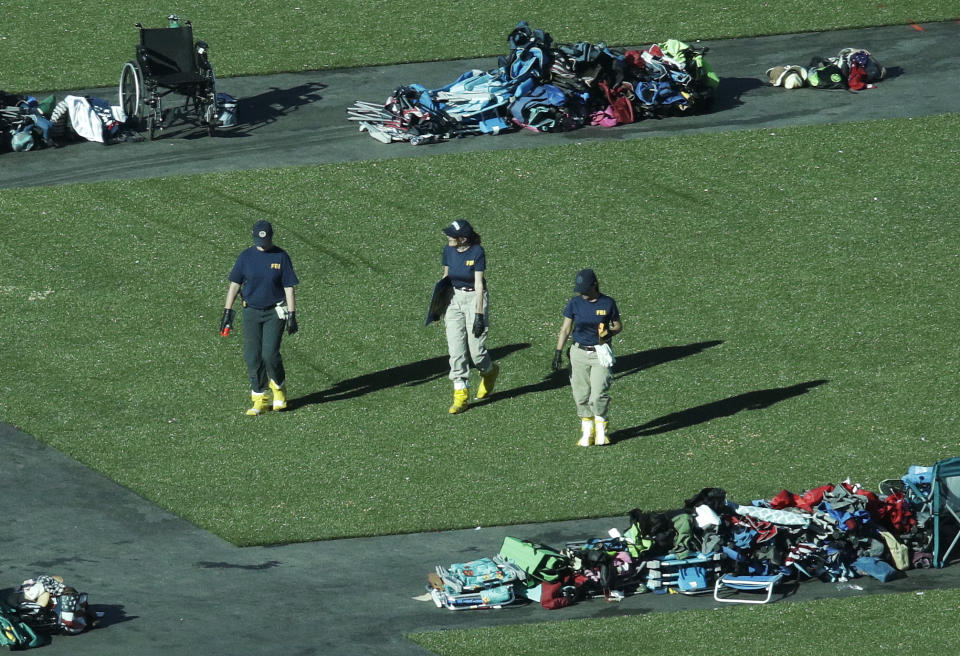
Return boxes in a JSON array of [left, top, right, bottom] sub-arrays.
[[2, 113, 957, 546], [408, 588, 960, 655], [1, 1, 956, 93]]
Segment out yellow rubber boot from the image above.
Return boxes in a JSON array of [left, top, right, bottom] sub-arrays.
[[449, 388, 469, 414], [269, 379, 287, 411], [246, 391, 270, 416], [476, 363, 500, 399], [578, 417, 594, 447], [594, 416, 610, 446]]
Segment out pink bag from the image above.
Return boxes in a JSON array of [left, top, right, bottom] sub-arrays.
[[590, 107, 619, 127]]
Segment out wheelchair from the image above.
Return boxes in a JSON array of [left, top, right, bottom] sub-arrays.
[[118, 17, 218, 139]]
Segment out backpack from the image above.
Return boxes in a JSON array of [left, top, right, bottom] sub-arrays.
[[16, 576, 93, 635], [51, 589, 91, 634], [498, 536, 570, 583], [564, 538, 625, 594], [539, 575, 577, 609], [597, 80, 634, 125], [0, 603, 42, 649], [684, 487, 730, 515], [852, 556, 897, 582], [508, 83, 569, 131], [806, 56, 846, 89], [499, 21, 553, 97], [658, 39, 720, 92], [838, 48, 886, 85], [553, 41, 625, 91], [549, 54, 592, 95], [506, 20, 552, 52]]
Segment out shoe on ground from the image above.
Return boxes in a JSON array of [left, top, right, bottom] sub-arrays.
[[269, 379, 287, 411], [246, 391, 270, 416], [594, 418, 610, 445], [578, 418, 594, 447], [476, 363, 500, 399], [449, 388, 469, 414]]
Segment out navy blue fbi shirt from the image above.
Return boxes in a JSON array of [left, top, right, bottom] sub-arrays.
[[442, 244, 486, 289], [564, 294, 620, 346], [229, 246, 299, 309]]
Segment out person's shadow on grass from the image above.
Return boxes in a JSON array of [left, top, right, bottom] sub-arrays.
[[289, 343, 530, 409], [473, 340, 723, 406], [612, 379, 829, 441], [614, 340, 723, 380]]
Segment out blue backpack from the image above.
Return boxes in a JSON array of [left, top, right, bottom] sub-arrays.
[[499, 21, 553, 98], [508, 84, 581, 131]]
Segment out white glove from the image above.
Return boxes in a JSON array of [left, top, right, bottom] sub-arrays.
[[595, 343, 615, 368]]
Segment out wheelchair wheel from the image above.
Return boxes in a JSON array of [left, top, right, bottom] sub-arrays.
[[118, 61, 144, 123]]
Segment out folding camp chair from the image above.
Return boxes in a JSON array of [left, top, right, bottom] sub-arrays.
[[644, 552, 723, 594], [713, 573, 784, 604], [882, 457, 960, 568], [427, 555, 526, 610], [931, 457, 960, 568]]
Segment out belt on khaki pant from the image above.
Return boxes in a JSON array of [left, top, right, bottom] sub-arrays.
[[575, 343, 596, 352]]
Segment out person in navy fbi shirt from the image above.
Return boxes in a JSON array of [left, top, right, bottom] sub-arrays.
[[553, 268, 622, 446], [440, 219, 499, 414], [221, 220, 299, 416]]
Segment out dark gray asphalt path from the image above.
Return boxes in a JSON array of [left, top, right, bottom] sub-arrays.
[[3, 20, 960, 656], [4, 421, 960, 656], [1, 21, 957, 189]]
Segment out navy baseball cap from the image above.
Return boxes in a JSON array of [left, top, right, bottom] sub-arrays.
[[443, 219, 474, 238], [252, 220, 273, 246], [574, 268, 597, 293]]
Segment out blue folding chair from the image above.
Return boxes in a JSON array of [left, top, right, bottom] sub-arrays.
[[645, 553, 722, 594], [713, 573, 784, 604]]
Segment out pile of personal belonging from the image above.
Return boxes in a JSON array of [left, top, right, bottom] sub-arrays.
[[766, 47, 886, 90], [348, 21, 719, 145], [1, 90, 142, 152], [426, 458, 960, 610], [0, 574, 98, 649]]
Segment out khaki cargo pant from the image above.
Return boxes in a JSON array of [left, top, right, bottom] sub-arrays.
[[445, 287, 491, 384], [569, 344, 612, 418]]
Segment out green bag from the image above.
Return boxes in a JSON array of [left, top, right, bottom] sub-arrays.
[[0, 603, 43, 649], [498, 536, 569, 583], [37, 94, 57, 116]]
